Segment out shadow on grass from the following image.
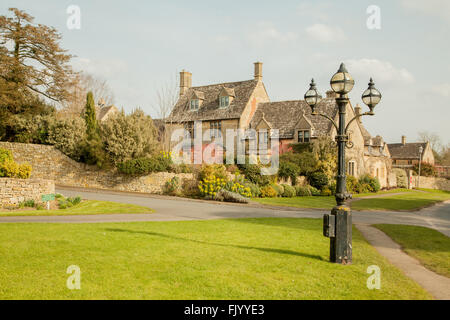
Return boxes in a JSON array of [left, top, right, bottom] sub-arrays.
[[105, 228, 325, 262], [227, 217, 322, 232]]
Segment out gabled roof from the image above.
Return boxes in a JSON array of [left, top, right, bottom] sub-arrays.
[[387, 142, 427, 159], [191, 90, 205, 100], [249, 98, 338, 138], [97, 105, 118, 121], [167, 79, 258, 122]]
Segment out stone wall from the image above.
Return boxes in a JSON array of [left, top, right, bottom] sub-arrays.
[[0, 178, 55, 207], [0, 142, 194, 194], [411, 175, 450, 191]]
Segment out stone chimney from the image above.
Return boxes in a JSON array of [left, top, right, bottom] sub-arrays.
[[254, 62, 263, 81], [179, 70, 192, 97], [402, 135, 406, 145], [354, 104, 362, 123], [326, 90, 336, 98]]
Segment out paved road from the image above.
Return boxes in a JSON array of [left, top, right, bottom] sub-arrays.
[[0, 187, 449, 236]]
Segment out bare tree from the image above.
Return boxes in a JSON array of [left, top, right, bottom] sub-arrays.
[[60, 72, 115, 118], [151, 73, 179, 150], [418, 131, 442, 153], [152, 74, 179, 120]]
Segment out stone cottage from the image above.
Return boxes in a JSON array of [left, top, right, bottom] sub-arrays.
[[388, 136, 435, 167], [166, 62, 392, 187]]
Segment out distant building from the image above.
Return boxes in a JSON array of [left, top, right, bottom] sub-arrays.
[[96, 98, 118, 122], [388, 136, 435, 168]]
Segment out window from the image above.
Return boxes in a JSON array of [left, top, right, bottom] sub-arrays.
[[210, 121, 222, 138], [259, 131, 268, 144], [190, 99, 199, 111], [219, 96, 229, 108], [348, 161, 356, 176], [184, 122, 194, 138], [297, 130, 310, 143]]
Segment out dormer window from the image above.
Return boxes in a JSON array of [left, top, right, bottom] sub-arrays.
[[190, 99, 199, 111], [218, 87, 235, 108], [219, 96, 229, 108]]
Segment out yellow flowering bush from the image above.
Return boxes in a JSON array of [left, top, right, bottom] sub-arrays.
[[159, 150, 172, 160], [228, 181, 252, 198], [198, 176, 227, 199]]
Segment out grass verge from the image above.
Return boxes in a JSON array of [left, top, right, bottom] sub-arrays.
[[351, 189, 450, 211], [374, 224, 450, 278], [0, 200, 153, 216], [252, 189, 449, 211], [0, 218, 431, 299]]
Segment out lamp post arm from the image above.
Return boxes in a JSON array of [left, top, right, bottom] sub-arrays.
[[344, 112, 374, 134], [313, 112, 339, 132]]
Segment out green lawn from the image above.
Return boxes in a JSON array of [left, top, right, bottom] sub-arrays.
[[252, 196, 336, 209], [252, 189, 450, 212], [374, 224, 450, 278], [0, 200, 153, 216], [0, 218, 431, 299], [351, 189, 450, 211]]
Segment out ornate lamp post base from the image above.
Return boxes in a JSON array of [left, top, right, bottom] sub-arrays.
[[328, 206, 352, 264]]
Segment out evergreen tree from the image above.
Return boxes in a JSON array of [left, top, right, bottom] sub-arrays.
[[84, 91, 97, 138]]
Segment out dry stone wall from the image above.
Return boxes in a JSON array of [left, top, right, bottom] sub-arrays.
[[0, 142, 194, 194], [0, 178, 54, 207]]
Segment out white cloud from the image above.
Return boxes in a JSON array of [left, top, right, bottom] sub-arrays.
[[247, 22, 298, 46], [432, 83, 450, 97], [345, 58, 414, 84], [305, 23, 346, 43], [72, 57, 128, 78], [400, 0, 450, 21]]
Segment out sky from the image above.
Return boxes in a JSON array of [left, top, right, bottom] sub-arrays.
[[1, 0, 449, 145]]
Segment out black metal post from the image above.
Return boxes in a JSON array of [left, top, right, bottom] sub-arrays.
[[329, 95, 352, 264]]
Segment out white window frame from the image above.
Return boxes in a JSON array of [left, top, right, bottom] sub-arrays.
[[190, 99, 199, 111], [219, 96, 229, 108]]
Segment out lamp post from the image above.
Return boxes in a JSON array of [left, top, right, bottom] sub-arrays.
[[304, 63, 382, 264], [418, 146, 423, 188]]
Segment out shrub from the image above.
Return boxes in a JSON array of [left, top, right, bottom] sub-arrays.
[[224, 181, 252, 198], [163, 177, 180, 196], [68, 196, 82, 206], [181, 179, 200, 197], [358, 174, 381, 193], [215, 189, 249, 203], [280, 151, 317, 177], [278, 162, 300, 185], [307, 185, 321, 196], [281, 184, 296, 197], [346, 175, 359, 193], [413, 162, 437, 177], [393, 168, 408, 188], [198, 164, 228, 181], [321, 187, 333, 196], [243, 182, 261, 198], [100, 109, 159, 165], [295, 185, 312, 197], [117, 154, 173, 175], [260, 185, 277, 198], [198, 176, 227, 199], [48, 117, 86, 161], [22, 200, 35, 208], [328, 180, 336, 195], [0, 148, 13, 163], [271, 184, 284, 197], [309, 172, 329, 190], [237, 163, 270, 186], [0, 148, 32, 179]]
